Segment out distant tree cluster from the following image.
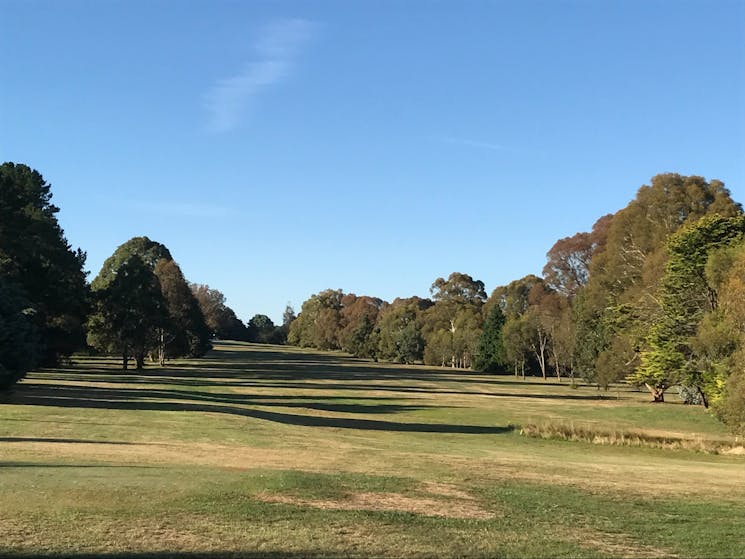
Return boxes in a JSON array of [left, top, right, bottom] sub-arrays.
[[288, 274, 491, 369], [287, 174, 745, 434]]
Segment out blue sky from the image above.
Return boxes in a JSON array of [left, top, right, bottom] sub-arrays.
[[2, 0, 744, 323]]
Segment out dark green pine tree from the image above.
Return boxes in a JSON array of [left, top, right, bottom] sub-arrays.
[[0, 162, 89, 370], [475, 305, 508, 373], [0, 280, 42, 388]]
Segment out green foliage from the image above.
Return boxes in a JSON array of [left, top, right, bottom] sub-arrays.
[[423, 304, 482, 368], [502, 315, 533, 377], [570, 291, 605, 383], [91, 237, 172, 290], [0, 162, 88, 368], [488, 276, 556, 378], [153, 259, 212, 359], [348, 314, 379, 358], [89, 237, 212, 362], [288, 289, 344, 349], [578, 174, 741, 387], [376, 297, 430, 364], [337, 295, 386, 358], [487, 274, 543, 320], [0, 280, 41, 388], [423, 273, 485, 368], [697, 243, 745, 426], [474, 305, 507, 373], [430, 272, 486, 305], [190, 284, 248, 340], [635, 215, 745, 402], [269, 304, 296, 345], [87, 255, 168, 369], [247, 314, 285, 344], [716, 369, 745, 435]]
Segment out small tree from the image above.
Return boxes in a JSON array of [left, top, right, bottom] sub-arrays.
[[153, 259, 211, 363], [247, 314, 276, 344], [474, 305, 507, 373], [503, 317, 532, 379]]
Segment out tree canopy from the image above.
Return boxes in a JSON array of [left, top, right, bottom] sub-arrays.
[[0, 162, 88, 379], [88, 238, 212, 369], [87, 255, 167, 370]]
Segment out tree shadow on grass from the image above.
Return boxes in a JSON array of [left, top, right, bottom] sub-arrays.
[[6, 385, 512, 435], [0, 437, 141, 445], [0, 462, 161, 469], [4, 342, 589, 434], [0, 553, 345, 559], [26, 370, 612, 402]]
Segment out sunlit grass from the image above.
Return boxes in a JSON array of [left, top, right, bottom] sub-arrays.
[[0, 341, 743, 557]]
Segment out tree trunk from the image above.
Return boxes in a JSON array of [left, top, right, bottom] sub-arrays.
[[696, 386, 709, 408], [645, 383, 665, 402], [122, 351, 128, 371], [552, 347, 562, 382], [159, 330, 166, 366], [532, 330, 549, 380], [135, 352, 145, 370]]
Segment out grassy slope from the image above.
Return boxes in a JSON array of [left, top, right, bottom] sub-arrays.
[[1, 341, 743, 558]]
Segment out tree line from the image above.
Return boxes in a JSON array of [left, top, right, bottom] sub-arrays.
[[286, 174, 745, 434], [2, 163, 743, 434], [0, 162, 287, 387]]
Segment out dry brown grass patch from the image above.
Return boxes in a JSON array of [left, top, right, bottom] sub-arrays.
[[519, 422, 741, 454], [256, 490, 495, 520], [420, 481, 475, 500], [566, 527, 678, 558]]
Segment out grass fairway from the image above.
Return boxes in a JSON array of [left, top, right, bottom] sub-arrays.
[[1, 341, 744, 558]]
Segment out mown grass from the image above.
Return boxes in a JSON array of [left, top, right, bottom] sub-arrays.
[[1, 341, 744, 558]]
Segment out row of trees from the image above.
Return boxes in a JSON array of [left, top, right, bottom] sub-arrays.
[[0, 162, 276, 385], [3, 163, 743, 432], [287, 276, 492, 369], [287, 174, 745, 433]]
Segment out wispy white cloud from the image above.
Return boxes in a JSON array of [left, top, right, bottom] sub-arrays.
[[433, 136, 506, 151], [134, 202, 238, 219], [205, 19, 315, 132]]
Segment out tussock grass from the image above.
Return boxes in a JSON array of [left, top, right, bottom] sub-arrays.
[[519, 421, 745, 454]]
